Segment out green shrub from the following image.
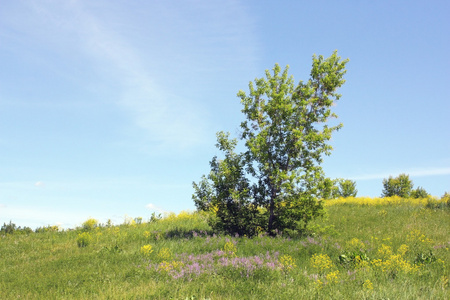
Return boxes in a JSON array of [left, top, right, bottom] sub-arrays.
[[381, 174, 413, 198], [410, 186, 429, 198], [77, 232, 92, 247], [81, 218, 98, 231], [1, 221, 33, 235], [1, 221, 17, 235]]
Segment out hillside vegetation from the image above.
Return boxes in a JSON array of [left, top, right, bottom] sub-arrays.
[[1, 197, 449, 299]]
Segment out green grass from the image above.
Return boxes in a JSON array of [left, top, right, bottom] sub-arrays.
[[1, 201, 449, 299]]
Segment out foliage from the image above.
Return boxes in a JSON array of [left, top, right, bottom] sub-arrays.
[[192, 132, 260, 236], [320, 178, 358, 199], [319, 178, 339, 199], [410, 186, 429, 199], [336, 179, 358, 197], [35, 225, 60, 233], [0, 221, 33, 235], [140, 244, 154, 256], [76, 232, 92, 247], [81, 218, 98, 231], [1, 221, 17, 235], [194, 51, 349, 236], [381, 173, 413, 198], [426, 192, 450, 209]]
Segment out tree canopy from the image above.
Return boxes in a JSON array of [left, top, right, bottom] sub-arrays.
[[193, 51, 349, 236]]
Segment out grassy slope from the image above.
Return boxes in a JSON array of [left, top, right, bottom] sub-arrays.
[[1, 199, 449, 299]]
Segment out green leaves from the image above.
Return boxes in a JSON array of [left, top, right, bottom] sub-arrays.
[[193, 51, 349, 236], [381, 174, 414, 198]]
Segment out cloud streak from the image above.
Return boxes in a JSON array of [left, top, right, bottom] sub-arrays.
[[19, 0, 259, 153]]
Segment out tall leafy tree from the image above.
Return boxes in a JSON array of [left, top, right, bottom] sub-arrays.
[[381, 174, 414, 198], [193, 51, 349, 236], [410, 186, 429, 199], [336, 179, 358, 198]]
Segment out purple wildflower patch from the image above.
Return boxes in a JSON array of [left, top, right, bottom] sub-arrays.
[[148, 249, 283, 280]]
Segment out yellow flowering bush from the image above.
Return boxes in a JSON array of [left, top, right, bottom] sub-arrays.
[[407, 230, 433, 245], [280, 255, 296, 270], [82, 218, 98, 231], [140, 244, 153, 256], [371, 254, 419, 275], [77, 232, 92, 248], [310, 253, 334, 273], [377, 244, 393, 258], [363, 279, 373, 290], [325, 270, 339, 284]]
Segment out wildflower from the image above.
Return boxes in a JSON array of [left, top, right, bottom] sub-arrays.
[[280, 255, 296, 270], [363, 279, 373, 290], [397, 244, 409, 256], [377, 244, 392, 258], [314, 279, 323, 290], [143, 231, 151, 238], [140, 244, 153, 256], [325, 270, 339, 284], [378, 209, 387, 217], [82, 218, 98, 231], [157, 260, 184, 273], [310, 253, 333, 273], [77, 232, 92, 247], [224, 241, 237, 257]]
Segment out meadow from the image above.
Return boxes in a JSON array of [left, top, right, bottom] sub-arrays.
[[1, 197, 449, 299]]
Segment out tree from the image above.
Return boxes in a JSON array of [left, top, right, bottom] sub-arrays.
[[192, 132, 261, 236], [410, 186, 429, 198], [381, 174, 413, 198], [193, 51, 349, 236], [319, 178, 339, 199], [318, 178, 357, 199], [335, 179, 358, 198]]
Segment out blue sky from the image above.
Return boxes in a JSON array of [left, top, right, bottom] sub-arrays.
[[1, 0, 449, 229]]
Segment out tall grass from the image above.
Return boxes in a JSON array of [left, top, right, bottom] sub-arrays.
[[1, 198, 448, 299]]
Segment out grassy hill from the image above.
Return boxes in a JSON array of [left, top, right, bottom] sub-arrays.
[[1, 197, 449, 299]]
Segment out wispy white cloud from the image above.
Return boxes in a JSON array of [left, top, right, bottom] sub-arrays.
[[34, 181, 45, 187], [350, 167, 450, 181], [16, 0, 259, 153]]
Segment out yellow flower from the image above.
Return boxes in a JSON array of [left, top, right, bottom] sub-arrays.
[[224, 241, 237, 256], [140, 244, 153, 256], [143, 231, 151, 238], [363, 279, 373, 290], [325, 270, 339, 284], [314, 279, 323, 290], [397, 244, 409, 256], [310, 253, 333, 273], [157, 260, 184, 273], [280, 255, 296, 270], [377, 244, 392, 258]]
